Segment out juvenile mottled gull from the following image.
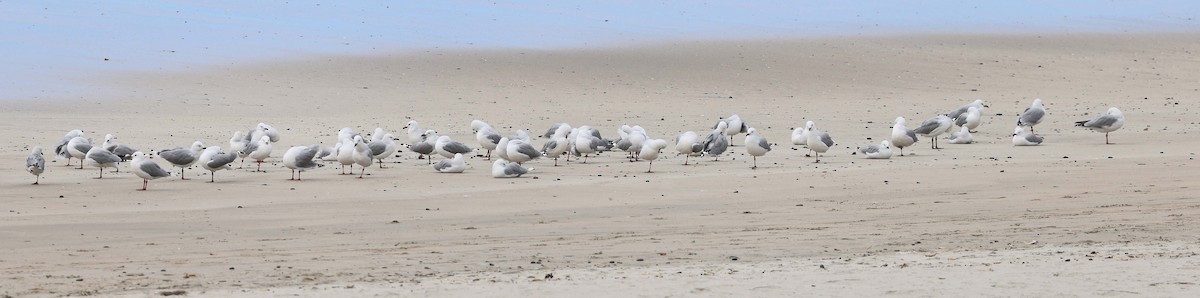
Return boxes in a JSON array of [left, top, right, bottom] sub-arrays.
[[1017, 98, 1046, 132], [26, 146, 45, 184], [131, 152, 171, 190], [1075, 107, 1125, 144]]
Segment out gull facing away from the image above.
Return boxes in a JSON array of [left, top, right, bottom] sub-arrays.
[[506, 139, 543, 164], [1017, 98, 1046, 132], [859, 140, 893, 159], [199, 146, 237, 182], [946, 126, 974, 144], [158, 141, 204, 180], [674, 131, 703, 165], [702, 121, 730, 161], [409, 130, 437, 164], [541, 133, 570, 166], [85, 146, 121, 179], [890, 117, 919, 156], [639, 139, 669, 173], [26, 146, 46, 185], [955, 106, 983, 132], [241, 136, 273, 172], [805, 121, 834, 163], [744, 128, 771, 169], [472, 120, 503, 160], [283, 145, 322, 181], [368, 133, 398, 168], [1012, 126, 1044, 146], [432, 153, 468, 173], [913, 115, 953, 149], [67, 137, 93, 169], [53, 129, 84, 165], [352, 135, 375, 178], [791, 124, 811, 155], [102, 134, 138, 161], [435, 136, 473, 159], [230, 131, 249, 167], [336, 134, 357, 175], [1075, 107, 1125, 144], [492, 159, 532, 178], [719, 114, 749, 144], [131, 152, 171, 191], [948, 99, 987, 121]]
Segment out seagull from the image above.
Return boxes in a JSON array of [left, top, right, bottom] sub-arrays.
[[241, 136, 273, 172], [198, 146, 237, 182], [53, 129, 84, 165], [1012, 126, 1044, 146], [230, 131, 249, 167], [370, 127, 389, 143], [352, 135, 374, 178], [542, 123, 570, 138], [1075, 107, 1125, 144], [247, 122, 281, 143], [805, 121, 834, 163], [318, 143, 339, 161], [639, 139, 669, 173], [913, 115, 953, 149], [432, 153, 468, 173], [409, 130, 437, 164], [472, 120, 502, 159], [948, 99, 988, 120], [85, 146, 121, 178], [492, 159, 531, 178], [791, 124, 812, 155], [744, 128, 771, 169], [1017, 98, 1046, 132], [541, 125, 572, 166], [573, 131, 604, 163], [858, 140, 893, 159], [368, 133, 398, 168], [703, 121, 730, 161], [955, 106, 983, 132], [946, 126, 974, 144], [158, 141, 204, 179], [26, 146, 45, 185], [336, 134, 357, 175], [131, 152, 171, 191], [890, 117, 919, 156], [434, 136, 473, 159], [66, 137, 93, 169], [403, 120, 424, 145], [674, 131, 703, 165], [720, 114, 749, 144], [495, 137, 511, 162], [101, 134, 138, 161], [283, 145, 322, 181]]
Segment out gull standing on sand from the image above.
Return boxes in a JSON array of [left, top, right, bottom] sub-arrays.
[[86, 147, 121, 178], [242, 136, 273, 172], [720, 115, 748, 144], [336, 134, 357, 174], [859, 140, 893, 159], [674, 131, 703, 165], [101, 134, 138, 161], [409, 130, 437, 164], [247, 123, 281, 143], [1012, 126, 1044, 146], [368, 133, 398, 168], [703, 121, 730, 161], [805, 121, 834, 163], [791, 124, 812, 155], [890, 117, 919, 156], [505, 139, 543, 164], [26, 146, 45, 184], [639, 139, 669, 173], [1017, 98, 1046, 132], [66, 136, 93, 169], [230, 131, 249, 167], [573, 131, 604, 163], [198, 146, 237, 182], [283, 145, 322, 181], [158, 141, 204, 180], [370, 127, 389, 143], [744, 128, 771, 169], [948, 99, 987, 121], [472, 120, 503, 159], [435, 136, 472, 159], [946, 126, 974, 144], [956, 106, 983, 132], [403, 120, 424, 145], [541, 125, 571, 166], [1075, 107, 1125, 144], [53, 129, 84, 165], [432, 153, 468, 173], [913, 115, 953, 149], [491, 159, 531, 178], [352, 135, 374, 178], [542, 123, 570, 138], [131, 152, 171, 191]]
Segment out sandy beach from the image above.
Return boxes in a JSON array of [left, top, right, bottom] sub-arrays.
[[2, 33, 1199, 297]]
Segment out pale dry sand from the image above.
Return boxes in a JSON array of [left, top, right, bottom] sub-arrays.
[[2, 33, 1199, 297]]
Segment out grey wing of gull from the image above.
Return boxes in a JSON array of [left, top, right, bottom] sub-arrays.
[[586, 137, 601, 151], [485, 133, 501, 144], [432, 159, 451, 171], [912, 119, 940, 134], [541, 140, 558, 153], [690, 142, 703, 153], [860, 144, 880, 154], [1025, 134, 1044, 144], [504, 163, 529, 176], [140, 162, 172, 178], [295, 146, 320, 168], [88, 150, 121, 164], [73, 143, 93, 155], [1019, 108, 1044, 125], [444, 141, 472, 154], [241, 141, 258, 155], [615, 138, 632, 151], [112, 145, 137, 157], [739, 122, 749, 133], [368, 142, 387, 156], [1085, 115, 1118, 128], [208, 152, 237, 168], [702, 132, 720, 148], [707, 137, 729, 155], [542, 125, 558, 138], [589, 129, 602, 139], [905, 129, 918, 142], [516, 143, 543, 158], [159, 149, 196, 166], [820, 132, 834, 147], [954, 115, 967, 126], [758, 138, 771, 151], [28, 154, 45, 169], [948, 106, 968, 120], [410, 142, 434, 154], [54, 139, 70, 157]]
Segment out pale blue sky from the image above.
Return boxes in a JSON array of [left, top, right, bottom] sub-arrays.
[[2, 1, 1197, 100]]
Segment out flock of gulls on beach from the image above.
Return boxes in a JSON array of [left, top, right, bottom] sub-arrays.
[[22, 98, 1126, 190]]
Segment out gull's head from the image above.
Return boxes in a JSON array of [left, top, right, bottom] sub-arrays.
[[32, 146, 43, 154], [881, 140, 891, 148], [1107, 107, 1123, 116], [805, 121, 815, 130]]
